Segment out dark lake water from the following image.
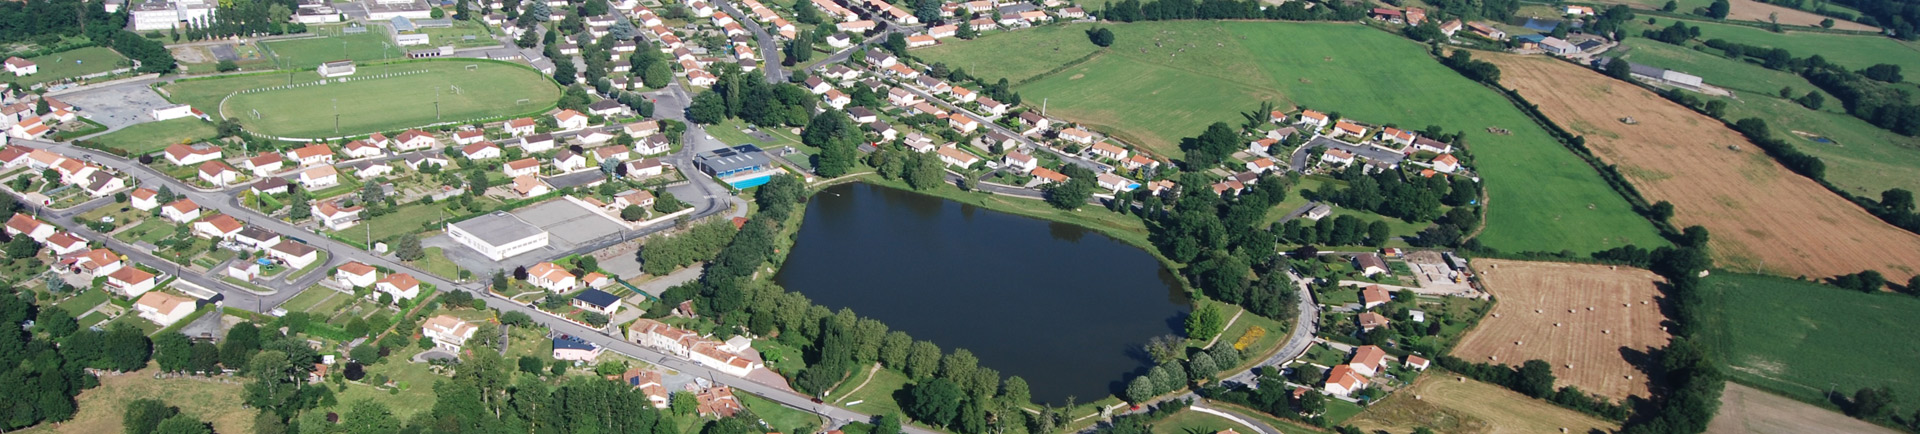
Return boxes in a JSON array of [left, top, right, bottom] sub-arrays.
[[773, 183, 1189, 404]]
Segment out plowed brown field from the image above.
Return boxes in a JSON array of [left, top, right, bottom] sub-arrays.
[[1483, 53, 1920, 282], [1453, 259, 1670, 400]]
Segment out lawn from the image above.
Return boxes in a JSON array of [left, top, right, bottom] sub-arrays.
[[738, 392, 822, 434], [1323, 399, 1365, 425], [833, 365, 910, 416], [330, 348, 449, 420], [914, 24, 1104, 85], [1611, 38, 1920, 195], [87, 118, 219, 155], [708, 119, 803, 149], [1625, 16, 1920, 83], [1148, 409, 1243, 434], [18, 47, 130, 86], [415, 20, 499, 49], [416, 247, 462, 280], [17, 366, 257, 434], [161, 59, 559, 138], [1696, 272, 1920, 408], [353, 201, 466, 242], [114, 219, 177, 244], [260, 26, 406, 70], [280, 287, 341, 312], [54, 287, 111, 316], [920, 21, 1662, 254]]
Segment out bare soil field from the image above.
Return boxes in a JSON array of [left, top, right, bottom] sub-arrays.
[[1726, 0, 1879, 31], [1348, 374, 1620, 434], [1709, 383, 1900, 434], [1483, 53, 1920, 282], [1452, 259, 1669, 400]]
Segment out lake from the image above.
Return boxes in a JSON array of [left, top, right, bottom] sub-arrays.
[[773, 183, 1188, 404]]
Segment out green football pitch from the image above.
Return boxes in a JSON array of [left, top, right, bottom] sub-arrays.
[[171, 60, 559, 138]]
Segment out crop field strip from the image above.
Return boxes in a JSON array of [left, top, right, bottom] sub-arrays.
[[1484, 53, 1920, 281]]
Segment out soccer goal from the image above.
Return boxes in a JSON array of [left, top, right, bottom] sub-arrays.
[[515, 98, 530, 105], [249, 109, 262, 120], [465, 64, 479, 71], [450, 85, 463, 95]]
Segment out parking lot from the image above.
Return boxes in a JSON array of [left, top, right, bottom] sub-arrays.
[[54, 80, 179, 131]]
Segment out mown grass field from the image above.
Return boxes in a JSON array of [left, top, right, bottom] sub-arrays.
[[164, 60, 558, 138], [1611, 39, 1920, 195], [914, 24, 1104, 84], [920, 21, 1662, 254], [19, 47, 129, 85], [261, 26, 406, 70], [88, 117, 219, 155], [1626, 16, 1920, 82], [18, 366, 257, 434], [1696, 273, 1920, 408]]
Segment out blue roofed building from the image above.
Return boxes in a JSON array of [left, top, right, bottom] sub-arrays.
[[693, 145, 778, 189], [570, 288, 622, 316], [552, 334, 605, 361]]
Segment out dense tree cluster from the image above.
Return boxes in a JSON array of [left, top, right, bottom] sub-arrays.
[[867, 144, 949, 191], [802, 110, 864, 177], [1831, 0, 1920, 39], [638, 220, 738, 275], [1438, 49, 1500, 85], [0, 287, 125, 430]]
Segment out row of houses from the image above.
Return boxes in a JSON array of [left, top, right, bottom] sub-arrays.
[[1322, 344, 1429, 397], [0, 146, 128, 197], [5, 211, 202, 329], [627, 318, 765, 377], [1277, 109, 1464, 175]]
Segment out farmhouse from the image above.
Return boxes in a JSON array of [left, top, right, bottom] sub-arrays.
[[3, 57, 35, 76], [448, 211, 549, 260]]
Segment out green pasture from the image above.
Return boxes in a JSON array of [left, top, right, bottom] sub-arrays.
[[162, 60, 558, 138], [1697, 272, 1920, 408]]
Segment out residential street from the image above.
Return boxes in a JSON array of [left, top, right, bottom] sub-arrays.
[[713, 0, 788, 83]]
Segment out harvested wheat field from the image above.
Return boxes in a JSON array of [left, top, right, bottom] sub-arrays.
[[1483, 53, 1920, 282], [1347, 374, 1620, 434], [1452, 259, 1669, 400], [1708, 383, 1900, 434], [1727, 0, 1878, 31]]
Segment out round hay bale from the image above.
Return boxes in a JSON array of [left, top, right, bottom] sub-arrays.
[[1535, 309, 1542, 313], [1555, 323, 1561, 327], [1604, 329, 1611, 334], [1587, 306, 1595, 311]]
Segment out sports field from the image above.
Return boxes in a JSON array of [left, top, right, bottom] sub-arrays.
[[18, 47, 129, 86], [1697, 273, 1920, 408], [1452, 259, 1669, 400], [1625, 17, 1920, 83], [1612, 39, 1920, 196], [1347, 375, 1620, 434], [1486, 53, 1920, 280], [162, 60, 558, 138], [260, 26, 407, 70], [87, 117, 219, 155], [919, 21, 1663, 254]]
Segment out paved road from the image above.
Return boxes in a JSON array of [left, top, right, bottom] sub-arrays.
[[713, 0, 788, 83], [1287, 135, 1406, 172]]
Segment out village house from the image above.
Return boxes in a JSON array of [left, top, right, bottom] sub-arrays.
[[336, 261, 378, 288], [1297, 110, 1330, 129], [1332, 121, 1367, 140], [422, 315, 479, 351], [554, 109, 589, 131], [1323, 364, 1369, 397], [594, 145, 632, 162], [107, 266, 159, 298], [936, 147, 980, 168], [529, 262, 577, 292], [161, 199, 202, 223], [199, 161, 240, 186], [42, 232, 85, 256], [1003, 152, 1037, 173], [192, 214, 244, 239], [286, 143, 335, 166], [232, 225, 281, 250], [1350, 345, 1390, 376], [377, 273, 422, 300], [1018, 111, 1050, 134], [389, 130, 435, 151], [299, 165, 339, 190], [462, 141, 503, 160], [553, 150, 588, 173], [571, 288, 622, 315], [1357, 312, 1390, 332], [1030, 167, 1069, 185], [552, 334, 605, 362], [245, 153, 286, 177], [341, 140, 385, 159], [269, 241, 320, 269], [452, 129, 487, 146], [1321, 148, 1356, 166], [58, 248, 122, 278], [1059, 128, 1097, 145], [164, 143, 223, 166], [627, 158, 665, 177], [403, 153, 451, 170], [1245, 157, 1277, 173], [505, 117, 538, 136], [619, 368, 672, 408], [977, 97, 1007, 116], [513, 175, 550, 197], [134, 292, 195, 327], [129, 188, 160, 211], [1353, 253, 1389, 276], [503, 158, 541, 178], [84, 171, 125, 197], [1088, 142, 1128, 161], [1096, 173, 1134, 193], [615, 190, 655, 210], [3, 57, 36, 76], [1431, 154, 1460, 173], [315, 201, 365, 230], [1379, 127, 1416, 147]]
